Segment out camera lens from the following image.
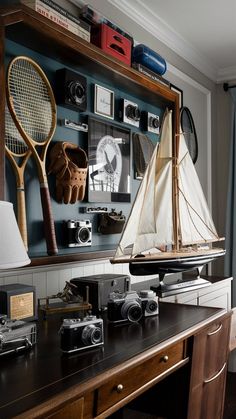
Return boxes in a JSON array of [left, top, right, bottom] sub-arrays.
[[125, 104, 140, 121], [150, 117, 159, 129], [82, 324, 102, 345], [68, 80, 85, 105], [121, 300, 142, 322], [76, 227, 90, 244], [145, 300, 158, 314]]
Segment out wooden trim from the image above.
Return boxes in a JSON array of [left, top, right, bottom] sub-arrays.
[[28, 249, 116, 267]]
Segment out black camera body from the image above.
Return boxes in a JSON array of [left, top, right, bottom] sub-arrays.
[[56, 68, 87, 112], [65, 220, 92, 247], [107, 290, 143, 323], [60, 315, 104, 353], [122, 99, 140, 127], [138, 290, 159, 317], [0, 315, 37, 356]]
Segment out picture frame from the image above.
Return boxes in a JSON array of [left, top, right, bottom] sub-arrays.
[[88, 117, 131, 203], [94, 84, 115, 119], [170, 84, 183, 108]]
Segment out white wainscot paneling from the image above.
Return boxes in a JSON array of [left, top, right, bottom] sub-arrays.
[[0, 259, 149, 303]]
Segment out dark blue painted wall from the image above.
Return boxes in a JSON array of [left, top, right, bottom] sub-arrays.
[[5, 39, 164, 256]]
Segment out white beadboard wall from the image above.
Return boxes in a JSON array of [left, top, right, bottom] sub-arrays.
[[0, 260, 158, 305]]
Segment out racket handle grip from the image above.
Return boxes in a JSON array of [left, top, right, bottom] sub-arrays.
[[17, 188, 28, 251], [40, 185, 58, 255]]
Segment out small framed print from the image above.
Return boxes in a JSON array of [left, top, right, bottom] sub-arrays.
[[170, 84, 183, 108], [94, 84, 114, 119]]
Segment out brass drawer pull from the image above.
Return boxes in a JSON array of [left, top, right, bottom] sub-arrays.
[[116, 384, 124, 393], [204, 362, 226, 384], [162, 355, 169, 363], [207, 323, 222, 336]]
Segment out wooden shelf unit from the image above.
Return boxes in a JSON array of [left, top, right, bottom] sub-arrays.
[[0, 3, 179, 266]]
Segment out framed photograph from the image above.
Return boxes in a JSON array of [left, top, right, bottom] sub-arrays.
[[94, 84, 114, 119], [170, 84, 183, 108], [88, 117, 131, 203]]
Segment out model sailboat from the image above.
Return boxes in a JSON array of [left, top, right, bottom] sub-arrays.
[[110, 109, 225, 278]]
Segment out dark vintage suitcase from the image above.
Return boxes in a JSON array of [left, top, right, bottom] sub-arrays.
[[132, 44, 167, 75], [70, 274, 130, 313]]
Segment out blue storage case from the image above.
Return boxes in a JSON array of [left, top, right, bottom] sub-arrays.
[[132, 44, 167, 76]]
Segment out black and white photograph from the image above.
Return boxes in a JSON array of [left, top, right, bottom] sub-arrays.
[[88, 117, 131, 202]]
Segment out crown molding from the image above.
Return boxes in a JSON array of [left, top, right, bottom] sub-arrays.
[[107, 0, 217, 82], [70, 0, 236, 83], [216, 65, 236, 83]]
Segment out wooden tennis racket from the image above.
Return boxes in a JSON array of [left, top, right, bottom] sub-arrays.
[[5, 106, 31, 250], [6, 56, 58, 255]]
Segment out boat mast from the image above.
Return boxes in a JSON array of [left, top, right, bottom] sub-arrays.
[[172, 104, 181, 251]]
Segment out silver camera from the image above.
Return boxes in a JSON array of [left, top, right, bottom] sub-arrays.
[[107, 290, 143, 323], [138, 290, 159, 317], [60, 315, 104, 353], [147, 112, 160, 134], [66, 220, 92, 247], [0, 315, 37, 356]]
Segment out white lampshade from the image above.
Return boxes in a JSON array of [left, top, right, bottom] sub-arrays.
[[0, 201, 31, 269]]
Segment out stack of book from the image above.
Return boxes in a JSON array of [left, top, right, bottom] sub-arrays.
[[132, 62, 170, 87], [21, 0, 91, 42], [80, 4, 133, 45]]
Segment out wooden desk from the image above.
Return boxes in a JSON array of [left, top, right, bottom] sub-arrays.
[[0, 302, 231, 419]]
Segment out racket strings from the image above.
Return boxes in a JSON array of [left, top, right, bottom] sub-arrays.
[[9, 59, 53, 143], [5, 107, 28, 155]]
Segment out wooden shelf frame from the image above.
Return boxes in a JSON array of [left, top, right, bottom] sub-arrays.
[[0, 3, 179, 267]]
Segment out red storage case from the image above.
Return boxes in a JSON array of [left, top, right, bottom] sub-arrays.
[[92, 23, 132, 66]]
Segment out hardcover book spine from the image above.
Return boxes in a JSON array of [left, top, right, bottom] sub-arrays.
[[132, 62, 170, 87], [22, 0, 90, 42], [39, 0, 90, 31]]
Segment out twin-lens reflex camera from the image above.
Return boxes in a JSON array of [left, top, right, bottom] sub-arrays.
[[60, 315, 104, 353], [107, 290, 158, 323]]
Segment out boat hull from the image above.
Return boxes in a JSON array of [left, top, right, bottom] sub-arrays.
[[128, 249, 226, 276]]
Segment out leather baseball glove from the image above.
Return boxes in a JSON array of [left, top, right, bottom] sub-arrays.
[[48, 141, 88, 204]]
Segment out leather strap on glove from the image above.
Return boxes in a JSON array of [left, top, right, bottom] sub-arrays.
[[48, 141, 88, 204]]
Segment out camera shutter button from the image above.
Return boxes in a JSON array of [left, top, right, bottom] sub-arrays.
[[116, 384, 124, 393]]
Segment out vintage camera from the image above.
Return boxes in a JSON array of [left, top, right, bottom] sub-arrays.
[[56, 68, 87, 112], [122, 99, 140, 127], [107, 290, 142, 323], [0, 315, 36, 356], [65, 220, 92, 247], [138, 290, 159, 317], [60, 315, 104, 353], [146, 112, 160, 134]]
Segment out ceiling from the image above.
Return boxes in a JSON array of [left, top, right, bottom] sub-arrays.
[[107, 0, 236, 83]]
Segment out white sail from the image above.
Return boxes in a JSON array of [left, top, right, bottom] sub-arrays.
[[114, 110, 173, 258], [112, 109, 225, 274], [178, 134, 219, 245]]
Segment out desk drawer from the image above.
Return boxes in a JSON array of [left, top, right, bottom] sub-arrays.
[[96, 341, 185, 415]]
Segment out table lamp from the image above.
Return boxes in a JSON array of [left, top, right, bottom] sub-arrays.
[[0, 201, 31, 269]]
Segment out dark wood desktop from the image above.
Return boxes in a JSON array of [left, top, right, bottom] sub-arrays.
[[0, 302, 231, 419]]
